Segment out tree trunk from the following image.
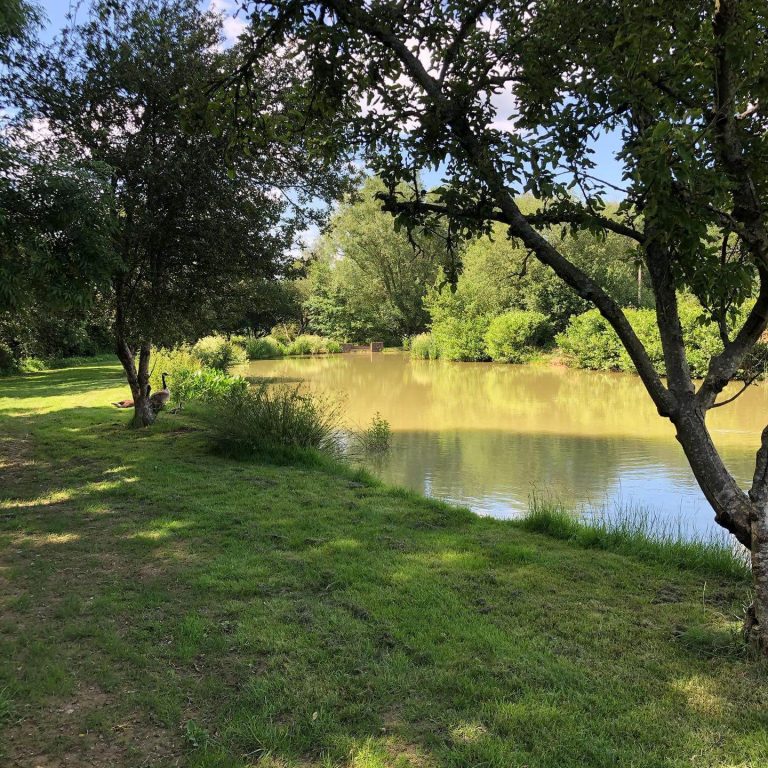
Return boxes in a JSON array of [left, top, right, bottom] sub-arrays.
[[746, 430, 768, 654], [130, 392, 157, 428], [115, 333, 155, 428], [672, 406, 753, 548], [744, 513, 768, 654], [672, 403, 768, 654]]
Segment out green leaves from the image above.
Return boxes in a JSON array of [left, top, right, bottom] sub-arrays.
[[0, 151, 117, 313]]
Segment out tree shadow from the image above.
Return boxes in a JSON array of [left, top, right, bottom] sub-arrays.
[[0, 363, 125, 400]]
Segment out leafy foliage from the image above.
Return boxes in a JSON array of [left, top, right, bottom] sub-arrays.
[[558, 300, 768, 379], [285, 335, 341, 356], [244, 336, 286, 360], [410, 332, 440, 360], [0, 341, 17, 375], [12, 0, 351, 424], [485, 311, 552, 364], [461, 216, 650, 332], [150, 345, 247, 409], [352, 411, 392, 455], [304, 177, 450, 343], [149, 346, 201, 391], [174, 368, 248, 409], [192, 336, 247, 372], [426, 286, 490, 362], [556, 311, 626, 372], [0, 149, 117, 313]]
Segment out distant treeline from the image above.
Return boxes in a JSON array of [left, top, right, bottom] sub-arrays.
[[5, 175, 762, 380]]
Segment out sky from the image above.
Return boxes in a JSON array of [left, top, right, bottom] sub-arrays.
[[37, 0, 627, 203]]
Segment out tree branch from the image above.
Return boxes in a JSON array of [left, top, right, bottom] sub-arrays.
[[438, 1, 495, 85], [379, 196, 645, 243], [697, 265, 768, 409]]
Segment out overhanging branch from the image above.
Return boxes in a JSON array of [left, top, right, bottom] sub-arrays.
[[379, 196, 645, 243]]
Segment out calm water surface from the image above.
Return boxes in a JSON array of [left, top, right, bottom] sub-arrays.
[[243, 352, 768, 536]]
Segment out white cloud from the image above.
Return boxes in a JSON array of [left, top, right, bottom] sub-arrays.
[[489, 83, 519, 134], [208, 0, 248, 48]]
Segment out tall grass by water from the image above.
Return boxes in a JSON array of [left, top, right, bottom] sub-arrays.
[[349, 411, 392, 456], [410, 332, 440, 359], [207, 383, 342, 458], [520, 495, 750, 579]]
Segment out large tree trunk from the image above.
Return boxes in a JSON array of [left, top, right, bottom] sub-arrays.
[[746, 514, 768, 654], [673, 403, 768, 653], [745, 430, 768, 654], [130, 391, 157, 428]]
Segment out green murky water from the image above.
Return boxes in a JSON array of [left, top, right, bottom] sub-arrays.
[[243, 352, 768, 535]]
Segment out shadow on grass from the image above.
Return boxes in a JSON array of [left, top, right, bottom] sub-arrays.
[[0, 362, 124, 400], [0, 365, 766, 767]]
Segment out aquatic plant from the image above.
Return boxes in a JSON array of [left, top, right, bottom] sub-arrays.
[[244, 336, 285, 360], [410, 332, 440, 360], [192, 335, 247, 371], [353, 412, 392, 455]]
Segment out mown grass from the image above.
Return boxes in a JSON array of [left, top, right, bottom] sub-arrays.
[[0, 361, 766, 767]]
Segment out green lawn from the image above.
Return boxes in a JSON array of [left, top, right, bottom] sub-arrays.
[[0, 362, 766, 767]]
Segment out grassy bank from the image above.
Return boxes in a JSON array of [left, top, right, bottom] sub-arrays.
[[0, 362, 766, 767]]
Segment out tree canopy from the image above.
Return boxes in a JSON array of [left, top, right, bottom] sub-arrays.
[[303, 176, 453, 343]]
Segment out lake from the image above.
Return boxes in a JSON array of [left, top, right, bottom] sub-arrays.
[[243, 351, 768, 537]]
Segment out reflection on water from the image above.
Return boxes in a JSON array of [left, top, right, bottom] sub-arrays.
[[242, 352, 768, 536]]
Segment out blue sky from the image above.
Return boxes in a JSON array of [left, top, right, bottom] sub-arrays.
[[38, 0, 627, 204], [39, 0, 70, 42]]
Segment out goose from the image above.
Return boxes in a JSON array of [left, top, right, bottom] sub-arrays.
[[112, 372, 170, 412], [150, 372, 171, 412]]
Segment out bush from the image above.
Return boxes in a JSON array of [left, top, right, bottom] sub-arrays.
[[557, 307, 665, 374], [556, 310, 624, 370], [427, 289, 490, 361], [556, 300, 735, 378], [173, 368, 248, 408], [285, 334, 340, 356], [270, 322, 301, 346], [192, 335, 247, 371], [18, 357, 46, 373], [207, 383, 342, 456], [244, 336, 285, 360], [151, 346, 246, 409], [150, 346, 200, 390], [410, 332, 440, 360], [485, 310, 552, 363], [617, 308, 666, 373], [677, 301, 725, 378], [431, 313, 490, 361], [0, 342, 18, 375]]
